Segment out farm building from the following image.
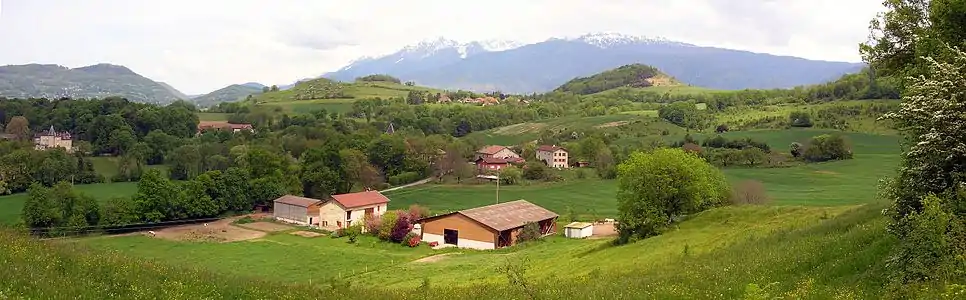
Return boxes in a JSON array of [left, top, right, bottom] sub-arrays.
[[475, 156, 525, 172], [476, 145, 520, 160], [536, 145, 569, 168], [273, 195, 324, 225], [418, 200, 558, 250], [564, 222, 594, 238], [318, 190, 390, 230]]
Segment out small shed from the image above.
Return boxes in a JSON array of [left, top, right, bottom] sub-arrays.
[[564, 222, 594, 239]]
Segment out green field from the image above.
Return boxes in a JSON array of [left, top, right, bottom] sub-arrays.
[[466, 114, 659, 145], [250, 80, 443, 115], [0, 182, 139, 225], [197, 112, 230, 121], [89, 157, 168, 180]]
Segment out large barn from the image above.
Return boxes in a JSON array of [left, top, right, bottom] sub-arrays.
[[418, 200, 558, 250], [272, 195, 323, 225]]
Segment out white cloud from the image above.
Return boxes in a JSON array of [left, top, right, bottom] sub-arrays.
[[0, 0, 885, 94]]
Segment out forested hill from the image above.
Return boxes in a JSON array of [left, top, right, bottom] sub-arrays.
[[0, 63, 185, 104], [192, 84, 264, 107], [554, 64, 679, 95]]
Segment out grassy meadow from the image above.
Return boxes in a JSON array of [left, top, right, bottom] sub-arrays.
[[0, 182, 139, 225]]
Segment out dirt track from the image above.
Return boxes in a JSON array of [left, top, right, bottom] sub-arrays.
[[147, 216, 265, 243]]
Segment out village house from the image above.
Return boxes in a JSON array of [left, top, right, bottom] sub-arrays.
[[475, 156, 525, 172], [476, 145, 520, 160], [34, 126, 74, 153], [196, 121, 254, 134], [272, 195, 324, 226], [536, 145, 569, 169], [417, 200, 558, 250], [318, 190, 390, 230]]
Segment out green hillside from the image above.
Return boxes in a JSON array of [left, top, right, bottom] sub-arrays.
[[193, 84, 264, 107], [0, 63, 185, 104], [252, 78, 443, 114], [554, 64, 683, 95]]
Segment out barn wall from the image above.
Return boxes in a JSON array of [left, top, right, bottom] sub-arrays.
[[273, 202, 308, 224], [421, 214, 496, 244], [423, 233, 494, 250], [319, 202, 346, 230]]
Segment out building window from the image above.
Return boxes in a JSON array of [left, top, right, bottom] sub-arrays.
[[346, 211, 352, 220], [322, 221, 328, 226]]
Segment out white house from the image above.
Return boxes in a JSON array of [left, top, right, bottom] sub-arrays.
[[318, 190, 390, 230], [536, 145, 569, 169], [564, 222, 594, 238]]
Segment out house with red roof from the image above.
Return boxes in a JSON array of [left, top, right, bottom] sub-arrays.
[[476, 145, 520, 161], [475, 156, 525, 172], [318, 190, 391, 230]]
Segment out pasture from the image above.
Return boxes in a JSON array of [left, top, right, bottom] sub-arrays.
[[0, 182, 139, 225]]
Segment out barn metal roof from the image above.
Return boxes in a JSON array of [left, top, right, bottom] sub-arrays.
[[272, 195, 323, 207], [423, 200, 558, 232]]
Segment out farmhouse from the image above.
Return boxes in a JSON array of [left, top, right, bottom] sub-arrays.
[[536, 145, 569, 169], [564, 222, 594, 238], [475, 156, 525, 172], [418, 200, 558, 250], [33, 126, 74, 153], [476, 145, 520, 160], [318, 190, 390, 230], [273, 195, 324, 226], [197, 121, 254, 134]]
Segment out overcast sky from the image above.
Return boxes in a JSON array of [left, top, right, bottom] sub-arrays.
[[0, 0, 885, 94]]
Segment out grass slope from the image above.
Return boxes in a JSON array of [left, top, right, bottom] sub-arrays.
[[54, 203, 906, 298], [466, 114, 675, 145]]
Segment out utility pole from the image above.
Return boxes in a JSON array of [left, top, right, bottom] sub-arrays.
[[496, 169, 501, 204]]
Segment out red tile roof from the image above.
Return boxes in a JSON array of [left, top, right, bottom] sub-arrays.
[[537, 145, 565, 152], [330, 191, 390, 209], [273, 195, 323, 207], [477, 145, 508, 155]]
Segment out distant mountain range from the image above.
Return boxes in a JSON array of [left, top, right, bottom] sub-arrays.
[[0, 63, 188, 104], [323, 32, 865, 93]]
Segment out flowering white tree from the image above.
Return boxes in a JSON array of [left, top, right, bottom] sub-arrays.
[[880, 47, 966, 283]]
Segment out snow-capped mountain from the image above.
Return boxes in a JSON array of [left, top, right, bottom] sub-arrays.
[[323, 32, 864, 93], [562, 32, 694, 48]]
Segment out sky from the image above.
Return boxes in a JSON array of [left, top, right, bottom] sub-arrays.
[[0, 0, 886, 95]]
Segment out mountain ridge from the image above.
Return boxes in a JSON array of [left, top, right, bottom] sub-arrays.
[[0, 63, 185, 104], [324, 32, 864, 93]]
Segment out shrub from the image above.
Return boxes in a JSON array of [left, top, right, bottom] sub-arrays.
[[517, 222, 542, 243], [429, 241, 439, 247], [523, 162, 547, 180], [389, 213, 414, 243], [789, 111, 813, 127], [802, 134, 853, 162], [730, 180, 771, 205], [355, 74, 401, 84], [378, 211, 399, 240], [407, 235, 421, 247], [344, 224, 363, 237], [790, 142, 803, 158], [407, 204, 430, 220], [499, 166, 523, 185], [363, 214, 382, 235], [682, 143, 702, 153], [616, 148, 731, 243], [715, 124, 729, 133], [388, 172, 421, 186]]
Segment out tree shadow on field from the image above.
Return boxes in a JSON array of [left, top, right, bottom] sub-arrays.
[[574, 238, 620, 258]]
